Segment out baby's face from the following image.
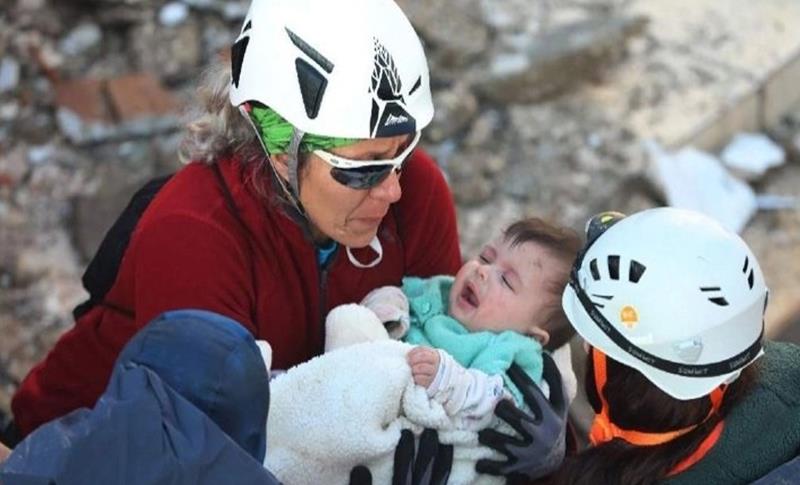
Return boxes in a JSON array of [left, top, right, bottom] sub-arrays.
[[449, 237, 564, 339]]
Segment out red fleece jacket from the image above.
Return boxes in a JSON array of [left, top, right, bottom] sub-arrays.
[[12, 149, 462, 437]]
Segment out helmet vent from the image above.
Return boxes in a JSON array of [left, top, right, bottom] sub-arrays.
[[629, 260, 646, 283], [589, 256, 645, 283], [285, 28, 334, 74], [608, 255, 620, 280], [230, 36, 250, 88], [742, 256, 755, 289], [242, 20, 252, 34], [700, 287, 729, 306], [589, 259, 600, 280], [283, 29, 335, 120], [589, 294, 613, 308], [409, 76, 422, 96], [294, 59, 328, 119]]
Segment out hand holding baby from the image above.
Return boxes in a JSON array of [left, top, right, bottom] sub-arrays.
[[407, 346, 440, 388]]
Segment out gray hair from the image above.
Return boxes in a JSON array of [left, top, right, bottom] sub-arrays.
[[178, 63, 262, 166], [178, 62, 306, 220]]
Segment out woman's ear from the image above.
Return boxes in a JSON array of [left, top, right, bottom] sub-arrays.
[[271, 153, 290, 181], [529, 327, 550, 347]]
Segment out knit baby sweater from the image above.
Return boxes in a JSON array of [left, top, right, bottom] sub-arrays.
[[401, 275, 544, 406]]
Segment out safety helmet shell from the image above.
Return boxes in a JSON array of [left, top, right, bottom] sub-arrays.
[[230, 0, 433, 139], [563, 207, 767, 400]]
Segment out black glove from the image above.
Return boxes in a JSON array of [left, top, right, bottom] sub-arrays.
[[476, 353, 568, 480], [349, 428, 453, 485]]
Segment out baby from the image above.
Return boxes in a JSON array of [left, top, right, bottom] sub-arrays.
[[348, 217, 581, 429], [263, 217, 582, 483]]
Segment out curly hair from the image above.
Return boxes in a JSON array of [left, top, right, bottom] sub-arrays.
[[178, 63, 263, 167]]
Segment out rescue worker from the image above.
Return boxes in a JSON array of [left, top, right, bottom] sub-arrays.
[[6, 0, 569, 481], [553, 208, 800, 485]]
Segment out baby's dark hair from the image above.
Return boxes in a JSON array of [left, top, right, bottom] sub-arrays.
[[503, 217, 582, 351]]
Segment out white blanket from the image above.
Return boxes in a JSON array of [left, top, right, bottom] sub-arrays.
[[264, 339, 507, 485]]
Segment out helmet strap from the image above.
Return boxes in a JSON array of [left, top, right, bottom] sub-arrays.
[[239, 104, 308, 217], [588, 347, 726, 447], [287, 126, 304, 196]]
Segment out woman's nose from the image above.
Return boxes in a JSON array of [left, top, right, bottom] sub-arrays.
[[369, 170, 402, 203]]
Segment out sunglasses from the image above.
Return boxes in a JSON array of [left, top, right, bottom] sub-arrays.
[[313, 131, 421, 190]]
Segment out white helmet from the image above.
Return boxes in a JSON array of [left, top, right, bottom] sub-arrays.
[[229, 0, 433, 139], [563, 207, 767, 400]]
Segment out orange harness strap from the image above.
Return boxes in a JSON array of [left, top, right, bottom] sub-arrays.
[[667, 420, 724, 476], [588, 348, 725, 469]]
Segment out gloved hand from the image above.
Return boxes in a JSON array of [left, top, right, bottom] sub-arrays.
[[476, 353, 567, 480], [360, 286, 410, 339], [349, 428, 453, 485]]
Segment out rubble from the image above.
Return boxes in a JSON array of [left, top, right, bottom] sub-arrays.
[[159, 2, 190, 27], [53, 73, 180, 145], [471, 16, 648, 104], [58, 23, 103, 58], [648, 141, 757, 233], [0, 57, 20, 93], [1, 0, 800, 417], [721, 132, 786, 180]]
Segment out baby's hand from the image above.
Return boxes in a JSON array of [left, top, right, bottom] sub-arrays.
[[407, 346, 440, 388]]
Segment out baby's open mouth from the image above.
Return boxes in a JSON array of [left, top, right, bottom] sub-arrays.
[[461, 283, 479, 308]]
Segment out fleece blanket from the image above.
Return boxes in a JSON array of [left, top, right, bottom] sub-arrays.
[[264, 339, 508, 485]]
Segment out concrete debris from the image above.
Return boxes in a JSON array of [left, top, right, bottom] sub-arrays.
[[0, 147, 29, 188], [396, 0, 489, 71], [0, 57, 21, 93], [721, 132, 786, 180], [427, 83, 479, 143], [647, 141, 757, 233], [53, 74, 180, 145], [755, 194, 798, 210], [159, 2, 190, 27], [472, 15, 649, 104], [58, 23, 103, 57], [2, 0, 800, 412], [106, 74, 181, 136]]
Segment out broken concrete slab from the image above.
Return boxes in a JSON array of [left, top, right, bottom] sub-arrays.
[[396, 0, 490, 72], [0, 57, 20, 93], [472, 15, 648, 104], [54, 77, 117, 145], [107, 73, 181, 137], [427, 83, 479, 143], [54, 74, 181, 145], [721, 132, 786, 180], [0, 146, 29, 188], [647, 141, 757, 233]]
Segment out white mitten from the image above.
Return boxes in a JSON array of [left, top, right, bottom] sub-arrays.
[[324, 303, 390, 352], [360, 285, 410, 339], [255, 339, 273, 371]]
